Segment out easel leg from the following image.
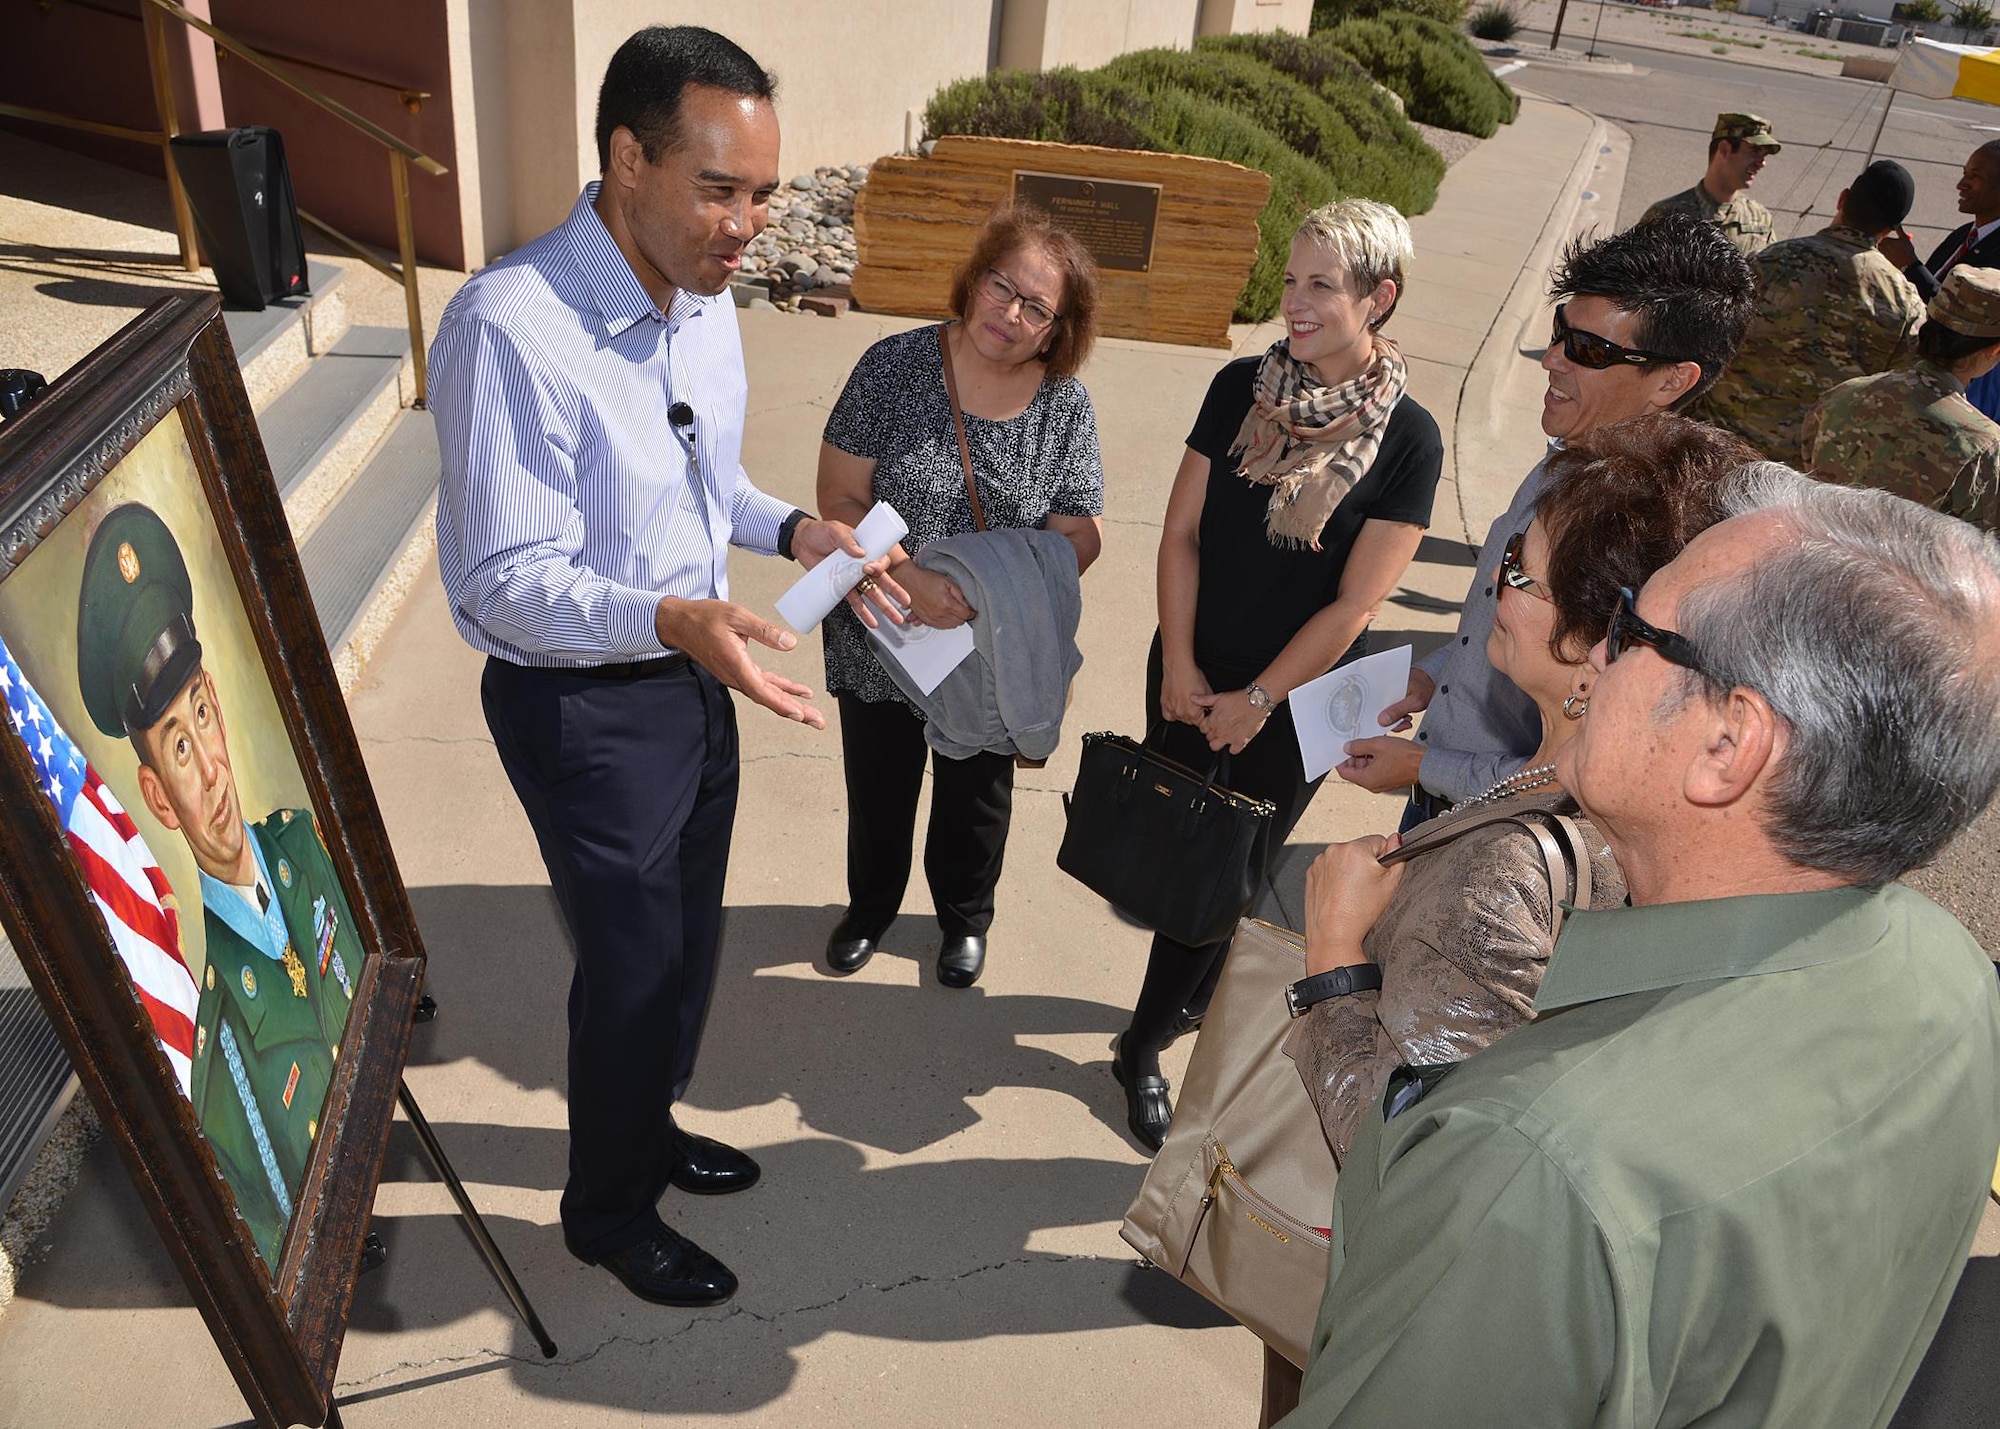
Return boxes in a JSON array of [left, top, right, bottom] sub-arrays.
[[325, 1400, 344, 1429], [397, 1079, 559, 1357]]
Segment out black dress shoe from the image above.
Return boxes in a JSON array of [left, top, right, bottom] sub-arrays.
[[589, 1226, 737, 1307], [1112, 1033, 1173, 1153], [936, 933, 987, 988], [824, 921, 880, 976], [668, 1123, 761, 1196]]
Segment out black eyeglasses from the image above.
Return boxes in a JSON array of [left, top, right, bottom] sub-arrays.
[[1605, 586, 1706, 673], [979, 268, 1061, 329], [1550, 303, 1691, 371], [1498, 530, 1553, 603]]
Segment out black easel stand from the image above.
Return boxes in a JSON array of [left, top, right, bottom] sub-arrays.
[[397, 1078, 559, 1357], [326, 1082, 558, 1422]]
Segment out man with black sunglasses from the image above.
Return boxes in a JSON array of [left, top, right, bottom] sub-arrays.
[[1337, 217, 1755, 822], [1284, 467, 2000, 1428]]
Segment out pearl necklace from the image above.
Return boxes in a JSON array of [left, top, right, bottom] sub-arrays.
[[1453, 762, 1559, 813]]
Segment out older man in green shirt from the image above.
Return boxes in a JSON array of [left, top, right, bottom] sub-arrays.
[[1283, 470, 2000, 1427]]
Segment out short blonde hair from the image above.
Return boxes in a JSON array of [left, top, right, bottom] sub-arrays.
[[1292, 199, 1414, 330]]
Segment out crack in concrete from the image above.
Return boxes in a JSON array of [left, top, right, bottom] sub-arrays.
[[368, 733, 495, 748], [338, 1254, 1104, 1386]]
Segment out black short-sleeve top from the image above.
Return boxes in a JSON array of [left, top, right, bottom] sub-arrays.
[[1184, 355, 1443, 689], [819, 323, 1105, 704]]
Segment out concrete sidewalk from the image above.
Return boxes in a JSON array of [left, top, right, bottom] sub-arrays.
[[0, 96, 1611, 1427]]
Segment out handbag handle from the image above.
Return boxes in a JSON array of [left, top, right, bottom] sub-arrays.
[[937, 323, 989, 532], [1380, 799, 1592, 933]]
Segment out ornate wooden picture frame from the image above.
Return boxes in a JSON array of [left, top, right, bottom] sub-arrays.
[[0, 295, 425, 1428]]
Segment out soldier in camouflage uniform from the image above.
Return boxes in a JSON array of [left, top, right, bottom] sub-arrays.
[[1639, 113, 1782, 256], [1805, 266, 2000, 531], [1699, 160, 1925, 460], [78, 503, 364, 1269]]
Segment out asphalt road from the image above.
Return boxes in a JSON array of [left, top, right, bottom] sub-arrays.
[[1504, 32, 2000, 252]]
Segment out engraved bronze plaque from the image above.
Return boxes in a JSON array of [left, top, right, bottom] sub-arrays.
[[1011, 171, 1162, 273]]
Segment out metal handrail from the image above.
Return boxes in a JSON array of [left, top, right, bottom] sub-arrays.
[[138, 0, 442, 402], [50, 0, 433, 113], [11, 2, 445, 401]]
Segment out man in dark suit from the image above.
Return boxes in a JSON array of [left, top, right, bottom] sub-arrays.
[[1881, 140, 2000, 301]]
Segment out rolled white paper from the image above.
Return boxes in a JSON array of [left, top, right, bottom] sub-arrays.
[[775, 500, 909, 632]]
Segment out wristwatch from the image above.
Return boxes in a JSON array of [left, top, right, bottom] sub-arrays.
[[1246, 682, 1276, 716], [777, 508, 810, 561], [1285, 963, 1385, 1018]]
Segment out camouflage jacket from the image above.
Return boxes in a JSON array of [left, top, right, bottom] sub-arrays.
[[1698, 225, 1924, 460], [1640, 184, 1775, 256], [1805, 360, 2000, 531]]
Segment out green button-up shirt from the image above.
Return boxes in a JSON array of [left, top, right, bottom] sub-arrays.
[[1281, 884, 2000, 1429]]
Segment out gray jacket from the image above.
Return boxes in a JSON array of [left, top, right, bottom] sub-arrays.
[[874, 527, 1083, 760]]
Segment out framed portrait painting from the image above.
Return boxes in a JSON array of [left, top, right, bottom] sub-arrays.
[[0, 296, 427, 1428]]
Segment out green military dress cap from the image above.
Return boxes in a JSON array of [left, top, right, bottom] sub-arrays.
[[1714, 113, 1781, 151], [1929, 266, 2000, 338], [76, 502, 204, 739]]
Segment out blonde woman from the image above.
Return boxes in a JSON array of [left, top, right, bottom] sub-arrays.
[[1113, 201, 1443, 1150]]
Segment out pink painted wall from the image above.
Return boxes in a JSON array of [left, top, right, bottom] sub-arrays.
[[207, 1, 465, 268], [0, 2, 465, 268]]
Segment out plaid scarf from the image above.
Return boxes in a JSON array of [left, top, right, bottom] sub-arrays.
[[1228, 335, 1408, 549]]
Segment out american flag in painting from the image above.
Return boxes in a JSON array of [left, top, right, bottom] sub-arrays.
[[1, 632, 199, 1097]]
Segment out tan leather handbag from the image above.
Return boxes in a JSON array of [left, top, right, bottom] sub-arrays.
[[1119, 802, 1592, 1369]]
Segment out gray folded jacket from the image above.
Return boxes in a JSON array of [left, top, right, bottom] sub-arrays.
[[871, 527, 1083, 761]]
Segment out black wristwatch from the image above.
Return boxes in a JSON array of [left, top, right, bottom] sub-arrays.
[[777, 508, 810, 561], [1285, 963, 1384, 1018]]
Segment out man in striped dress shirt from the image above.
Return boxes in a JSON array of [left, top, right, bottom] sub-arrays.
[[430, 25, 895, 1309]]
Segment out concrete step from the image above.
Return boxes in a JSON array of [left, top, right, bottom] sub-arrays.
[[300, 406, 440, 654], [220, 260, 351, 410], [255, 324, 413, 545]]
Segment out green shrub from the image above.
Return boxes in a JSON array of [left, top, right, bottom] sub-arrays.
[[1313, 0, 1471, 28], [1468, 2, 1522, 39], [1320, 13, 1519, 135], [1103, 47, 1440, 214], [926, 64, 1377, 320]]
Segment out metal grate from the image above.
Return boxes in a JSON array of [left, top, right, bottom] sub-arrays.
[[0, 935, 76, 1213]]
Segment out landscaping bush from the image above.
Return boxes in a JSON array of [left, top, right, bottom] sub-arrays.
[[1313, 0, 1471, 29], [925, 64, 1366, 321], [1468, 2, 1522, 39], [1102, 47, 1441, 215], [1320, 12, 1519, 135]]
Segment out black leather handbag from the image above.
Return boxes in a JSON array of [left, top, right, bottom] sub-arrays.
[[1057, 730, 1277, 947]]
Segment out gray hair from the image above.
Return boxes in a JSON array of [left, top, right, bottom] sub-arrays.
[[1293, 199, 1413, 330], [1667, 462, 2000, 885]]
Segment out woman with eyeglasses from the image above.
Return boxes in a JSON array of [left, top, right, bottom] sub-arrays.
[[1110, 200, 1445, 1151], [1254, 413, 1752, 1419], [814, 203, 1104, 989]]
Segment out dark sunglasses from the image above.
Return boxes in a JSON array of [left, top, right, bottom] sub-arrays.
[[1605, 586, 1706, 673], [1550, 303, 1692, 371], [1499, 530, 1553, 602]]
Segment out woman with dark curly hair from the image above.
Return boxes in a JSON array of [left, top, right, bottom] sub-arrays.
[[1257, 412, 1758, 1419], [815, 204, 1105, 989]]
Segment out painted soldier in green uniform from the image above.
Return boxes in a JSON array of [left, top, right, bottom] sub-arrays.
[[78, 503, 365, 1269], [1806, 267, 2000, 531], [1639, 113, 1782, 257]]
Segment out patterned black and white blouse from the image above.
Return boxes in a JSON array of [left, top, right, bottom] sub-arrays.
[[820, 323, 1105, 705]]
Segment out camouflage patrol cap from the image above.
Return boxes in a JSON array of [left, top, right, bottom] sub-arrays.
[[1929, 267, 2000, 338], [1714, 113, 1781, 151], [76, 502, 203, 738]]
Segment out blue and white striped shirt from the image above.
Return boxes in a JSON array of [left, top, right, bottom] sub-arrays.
[[430, 183, 796, 666]]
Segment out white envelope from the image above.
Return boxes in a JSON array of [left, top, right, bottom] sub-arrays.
[[1290, 644, 1414, 782], [869, 611, 976, 696]]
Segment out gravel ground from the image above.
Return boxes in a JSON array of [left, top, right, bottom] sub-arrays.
[[1415, 121, 1484, 167]]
